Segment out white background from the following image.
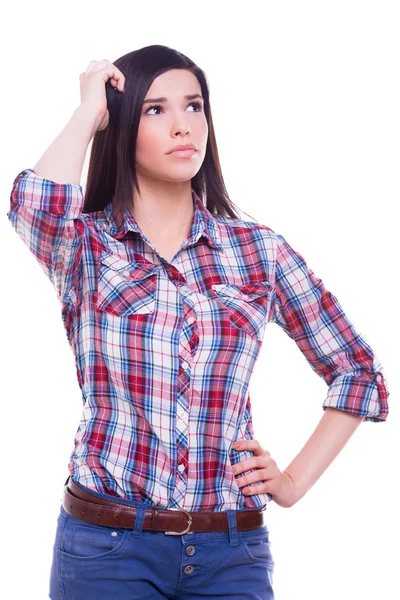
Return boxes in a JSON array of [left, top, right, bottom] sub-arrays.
[[1, 1, 398, 598]]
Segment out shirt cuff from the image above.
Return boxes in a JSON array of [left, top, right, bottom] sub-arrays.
[[322, 370, 389, 422], [11, 168, 84, 219]]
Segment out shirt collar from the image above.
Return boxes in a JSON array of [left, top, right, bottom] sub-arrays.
[[103, 188, 224, 250]]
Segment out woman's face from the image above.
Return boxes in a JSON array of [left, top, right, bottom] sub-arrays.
[[135, 69, 208, 184]]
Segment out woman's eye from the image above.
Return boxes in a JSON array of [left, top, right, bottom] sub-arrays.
[[145, 101, 203, 115], [188, 101, 203, 112], [145, 105, 162, 115]]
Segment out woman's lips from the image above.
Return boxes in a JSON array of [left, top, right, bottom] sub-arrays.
[[168, 148, 197, 158]]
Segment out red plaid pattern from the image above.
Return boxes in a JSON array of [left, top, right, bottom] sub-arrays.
[[7, 168, 389, 510]]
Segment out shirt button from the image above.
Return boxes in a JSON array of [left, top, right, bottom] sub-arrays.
[[181, 361, 189, 370], [187, 316, 195, 325], [178, 464, 185, 472], [376, 373, 383, 382], [180, 411, 186, 418]]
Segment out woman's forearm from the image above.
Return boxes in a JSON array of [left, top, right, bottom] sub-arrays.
[[283, 407, 365, 505], [33, 105, 98, 185]]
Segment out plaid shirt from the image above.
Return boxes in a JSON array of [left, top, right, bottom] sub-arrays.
[[7, 168, 389, 511]]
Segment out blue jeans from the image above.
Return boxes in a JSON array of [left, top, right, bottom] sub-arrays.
[[49, 478, 275, 599]]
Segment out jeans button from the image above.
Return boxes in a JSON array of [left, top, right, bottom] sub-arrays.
[[184, 565, 195, 574]]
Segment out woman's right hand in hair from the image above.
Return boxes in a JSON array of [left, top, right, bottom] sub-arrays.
[[79, 59, 125, 132]]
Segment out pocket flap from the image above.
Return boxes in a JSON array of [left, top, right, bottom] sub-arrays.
[[97, 250, 159, 315], [212, 281, 273, 301], [100, 250, 160, 282]]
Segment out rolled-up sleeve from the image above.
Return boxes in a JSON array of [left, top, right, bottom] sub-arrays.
[[270, 232, 389, 422], [6, 168, 85, 306]]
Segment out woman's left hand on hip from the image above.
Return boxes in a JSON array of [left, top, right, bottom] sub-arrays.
[[231, 438, 297, 508]]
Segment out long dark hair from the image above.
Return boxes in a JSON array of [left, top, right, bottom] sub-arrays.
[[83, 44, 256, 227]]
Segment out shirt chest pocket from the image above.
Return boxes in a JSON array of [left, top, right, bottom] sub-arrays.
[[211, 282, 273, 341], [96, 250, 159, 316]]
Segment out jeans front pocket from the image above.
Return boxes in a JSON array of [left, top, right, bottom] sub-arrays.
[[96, 249, 159, 316], [49, 508, 66, 599], [212, 282, 273, 341], [240, 527, 275, 567], [60, 512, 129, 560]]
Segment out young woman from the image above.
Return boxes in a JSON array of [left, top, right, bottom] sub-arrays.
[[7, 45, 389, 600]]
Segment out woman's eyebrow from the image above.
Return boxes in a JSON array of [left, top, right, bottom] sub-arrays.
[[143, 93, 203, 105]]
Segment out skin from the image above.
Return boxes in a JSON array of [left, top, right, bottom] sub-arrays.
[[123, 71, 367, 509], [130, 71, 295, 502], [232, 407, 364, 508], [232, 439, 297, 509], [130, 68, 208, 261], [131, 71, 295, 504]]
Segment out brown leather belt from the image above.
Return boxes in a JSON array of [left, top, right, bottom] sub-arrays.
[[63, 478, 266, 535]]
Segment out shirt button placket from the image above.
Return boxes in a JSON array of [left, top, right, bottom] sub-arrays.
[[173, 274, 196, 506], [173, 352, 190, 504]]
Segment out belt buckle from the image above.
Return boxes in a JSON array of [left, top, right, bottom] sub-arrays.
[[164, 507, 193, 535]]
